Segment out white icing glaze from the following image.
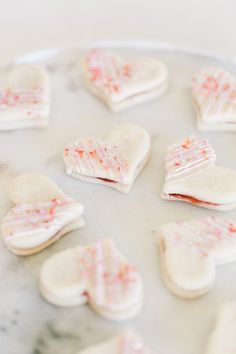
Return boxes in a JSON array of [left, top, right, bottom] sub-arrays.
[[40, 239, 142, 319], [85, 49, 131, 101], [76, 330, 150, 354], [165, 136, 216, 181], [0, 64, 50, 127], [163, 135, 236, 209], [64, 137, 128, 183], [2, 197, 84, 249], [83, 239, 142, 313], [83, 49, 168, 104], [161, 216, 236, 260], [192, 67, 236, 123], [63, 124, 150, 186]]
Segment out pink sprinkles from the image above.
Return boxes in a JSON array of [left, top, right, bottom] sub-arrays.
[[192, 67, 236, 120], [162, 216, 236, 257], [192, 67, 236, 102], [2, 198, 79, 240], [165, 136, 216, 180], [80, 240, 141, 309], [85, 49, 132, 95], [64, 137, 128, 182], [0, 87, 45, 109]]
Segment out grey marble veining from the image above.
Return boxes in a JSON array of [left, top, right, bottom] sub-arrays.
[[0, 47, 236, 354]]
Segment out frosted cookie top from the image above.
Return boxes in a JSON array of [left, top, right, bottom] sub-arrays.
[[165, 136, 216, 181], [160, 216, 236, 258], [83, 49, 168, 104], [192, 67, 236, 122], [64, 137, 128, 183], [63, 124, 150, 187], [2, 197, 84, 250], [0, 64, 50, 121], [84, 49, 132, 98], [81, 239, 142, 311]]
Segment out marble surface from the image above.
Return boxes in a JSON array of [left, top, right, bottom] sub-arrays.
[[1, 46, 236, 354]]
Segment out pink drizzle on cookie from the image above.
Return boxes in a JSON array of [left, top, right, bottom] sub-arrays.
[[85, 49, 132, 95], [162, 216, 236, 257], [80, 240, 141, 310], [64, 138, 128, 182], [2, 197, 80, 240], [0, 87, 47, 117], [192, 67, 236, 119], [165, 136, 216, 181], [0, 87, 44, 107]]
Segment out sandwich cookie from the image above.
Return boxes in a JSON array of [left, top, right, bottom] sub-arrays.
[[192, 67, 236, 131], [161, 136, 236, 210], [1, 173, 84, 255], [205, 303, 236, 354], [83, 49, 168, 112], [63, 124, 150, 193], [40, 239, 143, 321], [159, 217, 236, 298], [74, 329, 153, 354], [0, 64, 50, 130]]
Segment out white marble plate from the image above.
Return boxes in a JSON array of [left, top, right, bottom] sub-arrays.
[[1, 43, 236, 354]]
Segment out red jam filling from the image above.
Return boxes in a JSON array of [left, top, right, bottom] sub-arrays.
[[170, 194, 219, 206], [97, 177, 117, 183]]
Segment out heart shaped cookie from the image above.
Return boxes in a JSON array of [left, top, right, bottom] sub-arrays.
[[159, 217, 236, 298], [40, 239, 143, 321], [161, 136, 236, 210], [1, 173, 84, 255], [63, 124, 150, 193], [205, 304, 236, 354], [0, 64, 50, 130], [192, 67, 236, 131], [75, 329, 152, 354], [83, 49, 169, 112]]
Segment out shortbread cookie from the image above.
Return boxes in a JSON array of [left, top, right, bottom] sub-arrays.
[[0, 64, 50, 130], [63, 124, 150, 193], [159, 217, 236, 298], [192, 67, 236, 131], [83, 49, 168, 112], [205, 304, 236, 354], [40, 239, 143, 321], [75, 329, 153, 354], [161, 136, 236, 210], [1, 173, 84, 255]]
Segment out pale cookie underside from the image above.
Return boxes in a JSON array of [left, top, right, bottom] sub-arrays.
[[0, 116, 49, 131], [85, 77, 169, 113], [89, 294, 143, 321], [159, 238, 215, 299]]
